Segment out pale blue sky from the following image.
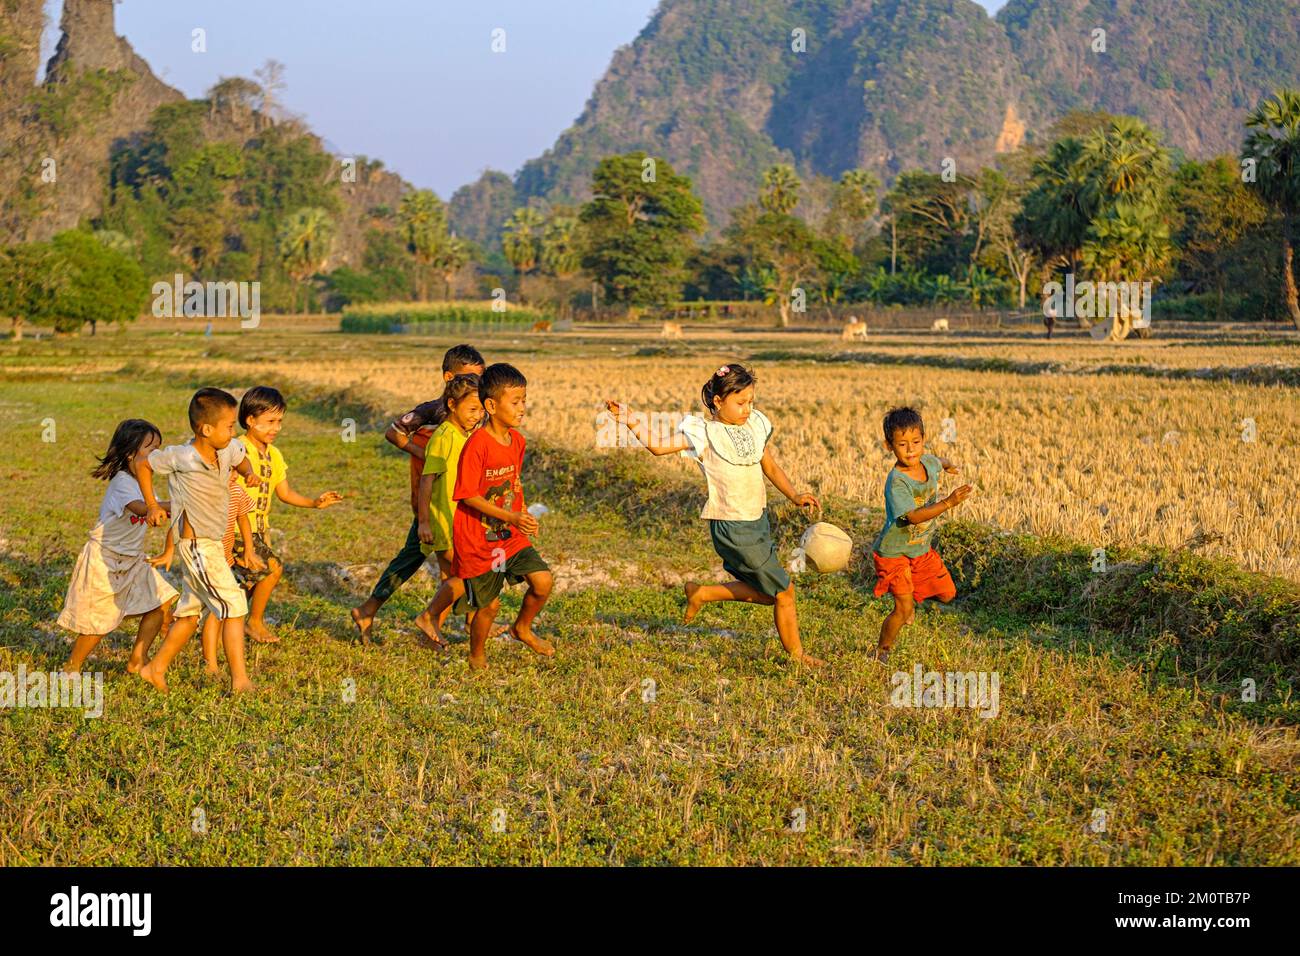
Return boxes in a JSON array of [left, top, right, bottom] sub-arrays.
[[41, 0, 1007, 197]]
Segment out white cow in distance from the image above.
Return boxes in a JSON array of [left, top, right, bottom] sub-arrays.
[[661, 321, 683, 340], [932, 318, 950, 332], [841, 318, 868, 341]]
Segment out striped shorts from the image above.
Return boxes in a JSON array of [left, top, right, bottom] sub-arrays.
[[175, 537, 248, 621]]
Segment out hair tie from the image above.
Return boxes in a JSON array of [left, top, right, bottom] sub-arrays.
[[716, 365, 730, 376]]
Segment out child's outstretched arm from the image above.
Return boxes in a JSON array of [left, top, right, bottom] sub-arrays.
[[903, 484, 973, 525], [274, 479, 343, 510], [760, 447, 820, 514], [603, 400, 691, 456]]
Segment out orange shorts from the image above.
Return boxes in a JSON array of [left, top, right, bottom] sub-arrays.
[[872, 549, 956, 603]]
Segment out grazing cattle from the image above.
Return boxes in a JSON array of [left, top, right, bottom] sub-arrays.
[[931, 318, 950, 332], [661, 321, 683, 340], [841, 318, 868, 341], [531, 320, 552, 333]]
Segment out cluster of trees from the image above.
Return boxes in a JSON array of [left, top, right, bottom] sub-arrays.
[[446, 90, 1300, 339], [3, 81, 1298, 339], [0, 230, 147, 339]]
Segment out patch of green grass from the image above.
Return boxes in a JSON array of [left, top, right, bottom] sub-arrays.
[[1, 349, 1297, 865]]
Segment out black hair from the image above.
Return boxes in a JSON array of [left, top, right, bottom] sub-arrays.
[[91, 419, 162, 480], [443, 344, 485, 374], [188, 387, 238, 432], [238, 385, 286, 429], [700, 363, 756, 414], [443, 373, 481, 407], [478, 363, 527, 404], [882, 406, 925, 443]]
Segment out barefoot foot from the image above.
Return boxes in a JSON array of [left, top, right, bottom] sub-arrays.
[[247, 621, 279, 644], [349, 606, 374, 646], [412, 610, 449, 651], [231, 677, 255, 695], [468, 654, 489, 671], [793, 652, 826, 669], [126, 655, 145, 675], [137, 661, 168, 693], [683, 582, 703, 624], [509, 625, 555, 657]]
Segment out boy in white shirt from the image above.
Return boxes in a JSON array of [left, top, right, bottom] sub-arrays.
[[137, 388, 265, 694]]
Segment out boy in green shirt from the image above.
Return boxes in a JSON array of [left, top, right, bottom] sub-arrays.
[[870, 407, 972, 663]]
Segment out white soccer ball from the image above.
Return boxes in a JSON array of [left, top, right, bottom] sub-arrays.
[[798, 522, 853, 574]]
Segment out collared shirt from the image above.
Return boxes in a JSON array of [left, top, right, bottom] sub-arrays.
[[677, 409, 773, 521], [148, 438, 246, 541]]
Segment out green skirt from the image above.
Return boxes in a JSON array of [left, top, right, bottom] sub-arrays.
[[709, 509, 790, 598]]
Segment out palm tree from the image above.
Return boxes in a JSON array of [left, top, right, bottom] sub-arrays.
[[1017, 138, 1098, 277], [502, 207, 545, 276], [432, 234, 468, 301], [399, 190, 449, 301], [540, 213, 582, 278], [759, 164, 801, 215], [1242, 88, 1300, 328], [1083, 116, 1169, 199], [276, 207, 334, 313], [1081, 198, 1171, 339]]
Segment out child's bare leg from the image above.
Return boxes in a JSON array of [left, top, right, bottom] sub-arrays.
[[64, 634, 104, 673], [127, 606, 166, 674], [246, 558, 282, 643], [876, 593, 915, 659], [468, 598, 501, 670], [683, 580, 774, 622], [200, 613, 221, 675], [222, 616, 254, 693], [772, 582, 823, 667], [415, 573, 461, 650], [510, 570, 554, 657], [139, 615, 200, 693], [350, 595, 382, 643]]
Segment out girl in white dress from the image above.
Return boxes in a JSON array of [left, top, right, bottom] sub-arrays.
[[57, 419, 178, 673], [606, 364, 824, 667]]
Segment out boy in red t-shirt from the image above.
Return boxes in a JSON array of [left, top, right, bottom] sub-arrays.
[[446, 363, 554, 670]]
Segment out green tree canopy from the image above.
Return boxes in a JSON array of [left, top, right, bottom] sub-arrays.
[[579, 152, 705, 309]]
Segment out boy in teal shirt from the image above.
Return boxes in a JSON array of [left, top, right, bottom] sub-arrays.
[[870, 407, 972, 663]]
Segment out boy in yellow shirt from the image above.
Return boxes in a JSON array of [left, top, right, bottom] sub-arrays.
[[235, 386, 344, 643]]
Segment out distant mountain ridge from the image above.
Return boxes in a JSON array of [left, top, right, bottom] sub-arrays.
[[452, 0, 1300, 239]]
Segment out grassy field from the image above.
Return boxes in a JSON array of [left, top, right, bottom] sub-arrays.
[[1, 320, 1297, 865]]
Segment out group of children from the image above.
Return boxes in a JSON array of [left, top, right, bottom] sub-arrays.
[[57, 342, 974, 690], [58, 386, 341, 692]]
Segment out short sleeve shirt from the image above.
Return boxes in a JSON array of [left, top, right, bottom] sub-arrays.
[[239, 439, 287, 534], [87, 471, 149, 555], [451, 427, 530, 579], [148, 438, 246, 541], [872, 453, 943, 558], [677, 408, 773, 521], [421, 421, 470, 552]]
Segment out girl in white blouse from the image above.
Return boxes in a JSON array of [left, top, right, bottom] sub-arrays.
[[606, 364, 823, 667], [57, 420, 177, 673]]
